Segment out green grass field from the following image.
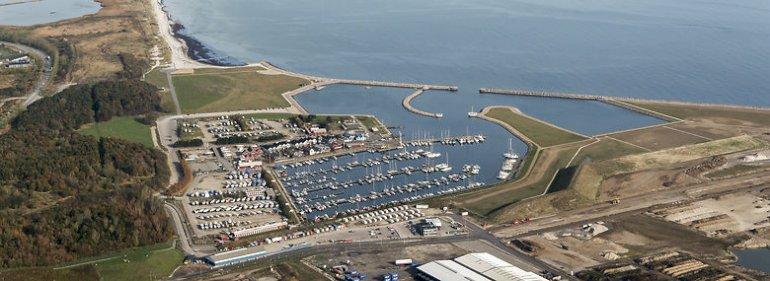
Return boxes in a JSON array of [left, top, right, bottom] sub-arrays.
[[142, 69, 177, 112], [78, 117, 154, 147], [143, 68, 169, 90], [485, 107, 587, 147], [93, 242, 183, 281], [628, 101, 770, 126], [172, 68, 308, 114], [0, 242, 181, 281]]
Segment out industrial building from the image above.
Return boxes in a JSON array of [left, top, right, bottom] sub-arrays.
[[204, 247, 267, 268], [228, 221, 288, 238], [416, 252, 548, 281], [416, 260, 492, 281], [455, 253, 547, 281]]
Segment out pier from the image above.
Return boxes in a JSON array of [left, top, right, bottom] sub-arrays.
[[479, 88, 606, 101], [331, 79, 458, 91], [262, 61, 458, 91], [402, 90, 445, 118], [479, 87, 770, 115], [262, 59, 459, 117], [263, 61, 458, 115]]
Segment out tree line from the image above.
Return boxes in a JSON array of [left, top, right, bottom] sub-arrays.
[[0, 80, 171, 267]]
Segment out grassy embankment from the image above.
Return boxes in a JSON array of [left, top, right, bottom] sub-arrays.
[[494, 134, 767, 222], [0, 242, 183, 281], [484, 107, 587, 147], [172, 67, 308, 114], [452, 107, 593, 218], [491, 101, 770, 222], [627, 100, 770, 126], [78, 116, 154, 147], [455, 105, 723, 222]]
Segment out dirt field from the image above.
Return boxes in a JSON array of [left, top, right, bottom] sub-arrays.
[[525, 234, 628, 272], [309, 243, 469, 281], [597, 167, 701, 201], [594, 135, 766, 176], [606, 214, 733, 258], [650, 193, 770, 237], [609, 124, 710, 151]]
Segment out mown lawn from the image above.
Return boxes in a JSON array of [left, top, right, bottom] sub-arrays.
[[485, 107, 587, 147], [78, 117, 154, 147], [172, 68, 308, 114], [0, 242, 181, 281], [143, 68, 169, 90], [93, 242, 183, 281]]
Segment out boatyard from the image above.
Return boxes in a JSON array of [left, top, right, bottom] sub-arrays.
[[276, 134, 490, 220]]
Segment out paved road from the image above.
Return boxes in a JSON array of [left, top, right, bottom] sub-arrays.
[[163, 68, 182, 115], [449, 214, 578, 280], [173, 230, 575, 281], [164, 202, 207, 257], [1, 42, 53, 107]]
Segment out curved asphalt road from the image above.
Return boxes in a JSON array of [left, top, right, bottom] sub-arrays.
[[0, 41, 52, 107]]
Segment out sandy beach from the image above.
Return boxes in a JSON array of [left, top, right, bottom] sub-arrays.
[[150, 0, 212, 69]]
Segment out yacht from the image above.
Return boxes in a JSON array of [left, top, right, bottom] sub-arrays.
[[503, 138, 520, 159]]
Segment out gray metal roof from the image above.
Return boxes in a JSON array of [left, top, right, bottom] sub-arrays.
[[417, 260, 492, 281]]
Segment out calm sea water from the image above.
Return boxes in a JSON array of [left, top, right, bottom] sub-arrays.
[[164, 0, 770, 106], [0, 0, 100, 26]]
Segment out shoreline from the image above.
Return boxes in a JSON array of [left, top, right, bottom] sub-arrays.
[[150, 0, 239, 69], [170, 22, 244, 67]]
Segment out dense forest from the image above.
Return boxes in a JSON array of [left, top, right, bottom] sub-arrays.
[[0, 80, 171, 267]]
